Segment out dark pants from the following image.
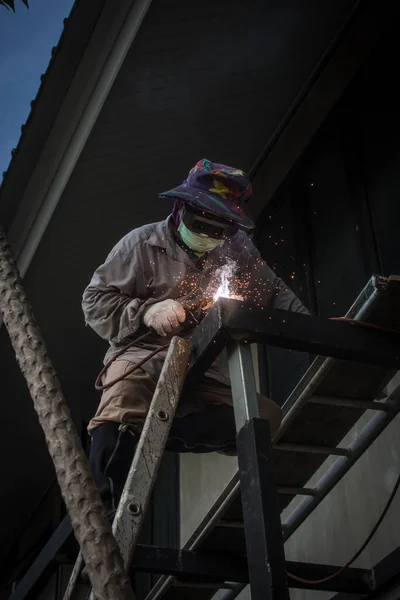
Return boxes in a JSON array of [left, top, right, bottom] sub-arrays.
[[89, 404, 238, 519]]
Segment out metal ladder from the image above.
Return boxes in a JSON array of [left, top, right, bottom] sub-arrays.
[[63, 336, 191, 600]]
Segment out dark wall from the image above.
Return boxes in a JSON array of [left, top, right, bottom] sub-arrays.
[[256, 31, 400, 406]]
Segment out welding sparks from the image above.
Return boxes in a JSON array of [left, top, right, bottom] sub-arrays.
[[213, 258, 244, 302], [213, 259, 236, 301], [214, 268, 231, 301]]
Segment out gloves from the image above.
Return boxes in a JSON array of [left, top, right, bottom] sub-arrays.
[[143, 299, 186, 337]]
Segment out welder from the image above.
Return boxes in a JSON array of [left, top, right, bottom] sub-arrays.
[[82, 158, 309, 520]]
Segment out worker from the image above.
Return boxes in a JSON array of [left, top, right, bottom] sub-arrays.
[[82, 159, 309, 520]]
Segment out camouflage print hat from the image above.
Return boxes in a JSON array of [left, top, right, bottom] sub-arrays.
[[159, 158, 255, 230]]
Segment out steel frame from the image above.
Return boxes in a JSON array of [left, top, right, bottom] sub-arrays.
[[145, 275, 400, 600], [228, 341, 289, 599], [131, 544, 373, 595], [9, 276, 400, 600]]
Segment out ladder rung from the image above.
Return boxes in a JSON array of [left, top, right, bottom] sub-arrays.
[[219, 519, 244, 528], [277, 486, 317, 496], [273, 442, 350, 457], [172, 581, 237, 589], [219, 520, 288, 534], [309, 395, 390, 411]]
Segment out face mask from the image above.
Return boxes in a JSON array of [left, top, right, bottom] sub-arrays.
[[178, 221, 224, 253]]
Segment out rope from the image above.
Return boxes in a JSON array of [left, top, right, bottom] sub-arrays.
[[330, 316, 400, 335]]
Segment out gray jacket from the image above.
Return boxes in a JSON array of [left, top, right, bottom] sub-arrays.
[[82, 216, 309, 385]]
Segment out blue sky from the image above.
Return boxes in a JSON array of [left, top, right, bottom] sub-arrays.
[[0, 0, 74, 181]]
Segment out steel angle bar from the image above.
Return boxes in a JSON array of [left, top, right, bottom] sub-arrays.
[[219, 298, 399, 368], [227, 341, 259, 431]]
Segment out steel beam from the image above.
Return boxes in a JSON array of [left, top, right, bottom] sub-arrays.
[[132, 545, 373, 594], [132, 545, 248, 583], [187, 299, 400, 385], [236, 418, 289, 600]]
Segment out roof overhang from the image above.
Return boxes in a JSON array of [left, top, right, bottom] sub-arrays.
[[4, 0, 153, 278]]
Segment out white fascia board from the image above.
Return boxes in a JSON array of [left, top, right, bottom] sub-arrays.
[[7, 0, 153, 278]]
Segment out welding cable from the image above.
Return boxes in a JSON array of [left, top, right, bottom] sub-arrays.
[[330, 317, 400, 335], [94, 301, 205, 391], [287, 471, 400, 585], [94, 332, 170, 391]]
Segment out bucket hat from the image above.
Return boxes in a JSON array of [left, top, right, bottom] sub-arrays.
[[159, 158, 254, 229]]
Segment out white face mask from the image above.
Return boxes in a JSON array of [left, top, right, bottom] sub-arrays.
[[178, 222, 224, 252]]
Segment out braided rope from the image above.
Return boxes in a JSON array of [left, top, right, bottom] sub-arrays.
[[0, 226, 135, 600]]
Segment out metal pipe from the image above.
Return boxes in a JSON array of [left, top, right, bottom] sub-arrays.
[[277, 486, 317, 497], [0, 225, 135, 600], [277, 356, 335, 438]]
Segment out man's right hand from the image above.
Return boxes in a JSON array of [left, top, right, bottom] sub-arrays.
[[143, 299, 186, 337]]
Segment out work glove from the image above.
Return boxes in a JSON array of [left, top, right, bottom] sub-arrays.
[[143, 299, 186, 337]]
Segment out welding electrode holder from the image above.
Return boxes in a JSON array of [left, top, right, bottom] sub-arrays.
[[178, 291, 213, 325]]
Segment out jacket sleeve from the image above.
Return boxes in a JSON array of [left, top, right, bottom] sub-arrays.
[[240, 237, 310, 315], [82, 242, 154, 344]]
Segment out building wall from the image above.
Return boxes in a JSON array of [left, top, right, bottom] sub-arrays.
[[179, 32, 400, 599]]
